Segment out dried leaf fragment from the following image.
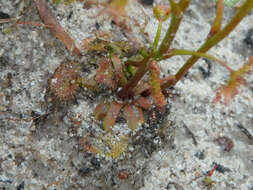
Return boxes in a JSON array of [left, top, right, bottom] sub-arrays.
[[35, 0, 81, 56], [213, 57, 253, 104]]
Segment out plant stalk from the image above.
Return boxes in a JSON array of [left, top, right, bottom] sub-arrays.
[[117, 58, 150, 99], [174, 0, 253, 83], [152, 21, 163, 54], [168, 49, 233, 71], [157, 0, 190, 56]]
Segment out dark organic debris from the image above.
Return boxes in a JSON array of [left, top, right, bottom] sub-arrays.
[[90, 157, 100, 169], [236, 124, 253, 144], [78, 167, 92, 177], [244, 28, 253, 48], [183, 124, 198, 146], [166, 182, 184, 190], [216, 136, 234, 152], [0, 11, 10, 19], [194, 151, 205, 160], [17, 181, 25, 190], [139, 0, 153, 6], [213, 162, 231, 174], [198, 58, 212, 79]]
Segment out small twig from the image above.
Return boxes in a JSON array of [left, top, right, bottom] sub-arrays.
[[236, 124, 253, 144], [16, 20, 53, 28], [0, 18, 17, 24], [183, 124, 198, 146]]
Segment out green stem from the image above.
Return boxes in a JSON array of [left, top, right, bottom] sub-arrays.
[[157, 0, 190, 56], [152, 21, 162, 54], [208, 0, 224, 38], [168, 49, 233, 72], [174, 0, 253, 82]]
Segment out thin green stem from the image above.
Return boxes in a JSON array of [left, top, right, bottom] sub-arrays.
[[157, 0, 190, 56], [152, 21, 163, 54], [208, 0, 224, 38], [174, 0, 253, 82], [169, 49, 233, 72]]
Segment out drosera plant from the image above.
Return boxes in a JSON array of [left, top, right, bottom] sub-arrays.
[[77, 0, 253, 130], [43, 0, 253, 158]]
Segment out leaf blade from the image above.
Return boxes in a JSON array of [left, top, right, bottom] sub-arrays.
[[123, 105, 140, 130], [103, 101, 123, 131]]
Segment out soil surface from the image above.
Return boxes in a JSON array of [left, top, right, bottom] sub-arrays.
[[0, 0, 252, 189]]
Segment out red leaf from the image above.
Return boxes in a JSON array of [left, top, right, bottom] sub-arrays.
[[94, 103, 109, 121], [35, 0, 81, 56], [111, 54, 127, 86], [95, 58, 116, 89], [149, 60, 166, 108], [134, 96, 152, 110], [213, 57, 253, 105], [136, 106, 144, 124], [103, 101, 123, 131], [123, 105, 140, 130]]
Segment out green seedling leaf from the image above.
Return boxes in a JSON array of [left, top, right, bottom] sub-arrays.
[[103, 101, 123, 131], [87, 42, 107, 52], [95, 58, 116, 89], [213, 57, 253, 105], [149, 60, 166, 109], [123, 105, 140, 130], [3, 27, 13, 34], [126, 65, 137, 76], [126, 55, 144, 67], [94, 103, 110, 121]]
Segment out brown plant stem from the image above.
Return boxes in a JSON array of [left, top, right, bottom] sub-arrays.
[[117, 58, 150, 99], [118, 0, 190, 99]]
